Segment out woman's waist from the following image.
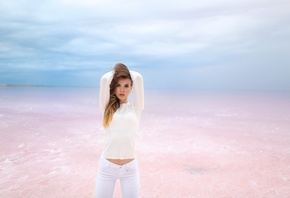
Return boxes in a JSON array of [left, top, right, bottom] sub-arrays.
[[106, 158, 135, 165]]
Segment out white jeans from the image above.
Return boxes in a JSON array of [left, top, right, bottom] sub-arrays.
[[95, 156, 140, 198]]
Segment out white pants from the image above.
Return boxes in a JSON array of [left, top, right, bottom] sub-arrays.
[[95, 156, 140, 198]]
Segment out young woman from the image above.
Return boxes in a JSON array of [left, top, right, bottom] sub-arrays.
[[96, 63, 144, 198]]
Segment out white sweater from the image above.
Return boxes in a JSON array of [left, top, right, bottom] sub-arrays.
[[99, 70, 144, 159]]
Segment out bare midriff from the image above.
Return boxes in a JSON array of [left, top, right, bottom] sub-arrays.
[[107, 158, 134, 165]]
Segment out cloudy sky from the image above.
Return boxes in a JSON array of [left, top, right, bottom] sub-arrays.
[[1, 0, 290, 90]]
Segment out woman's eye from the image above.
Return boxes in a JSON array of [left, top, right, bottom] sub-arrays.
[[125, 85, 129, 88], [116, 84, 120, 87]]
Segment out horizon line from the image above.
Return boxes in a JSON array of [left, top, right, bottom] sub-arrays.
[[1, 84, 290, 93], [0, 84, 98, 88]]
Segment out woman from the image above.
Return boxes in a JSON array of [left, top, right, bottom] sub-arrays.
[[96, 63, 144, 198]]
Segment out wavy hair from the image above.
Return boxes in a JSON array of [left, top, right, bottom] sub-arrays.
[[103, 63, 133, 127]]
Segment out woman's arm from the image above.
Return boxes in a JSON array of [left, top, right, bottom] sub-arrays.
[[130, 70, 144, 114], [99, 71, 114, 115]]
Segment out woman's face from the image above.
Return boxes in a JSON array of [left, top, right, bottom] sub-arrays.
[[115, 78, 132, 104]]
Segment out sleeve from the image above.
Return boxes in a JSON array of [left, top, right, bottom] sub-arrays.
[[130, 70, 144, 114], [99, 71, 114, 115]]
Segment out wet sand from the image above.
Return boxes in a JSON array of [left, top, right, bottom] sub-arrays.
[[0, 88, 290, 197]]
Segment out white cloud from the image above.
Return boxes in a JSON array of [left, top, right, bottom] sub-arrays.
[[0, 0, 290, 89]]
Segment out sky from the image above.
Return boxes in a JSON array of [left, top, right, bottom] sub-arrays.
[[0, 0, 290, 91]]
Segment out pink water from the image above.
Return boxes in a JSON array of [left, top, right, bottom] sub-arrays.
[[1, 88, 290, 198]]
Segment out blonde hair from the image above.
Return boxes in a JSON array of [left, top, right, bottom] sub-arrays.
[[103, 63, 133, 127]]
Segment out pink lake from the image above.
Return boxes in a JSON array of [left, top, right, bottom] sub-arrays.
[[0, 87, 290, 198]]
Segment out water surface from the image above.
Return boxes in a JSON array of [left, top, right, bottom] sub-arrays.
[[1, 87, 290, 197]]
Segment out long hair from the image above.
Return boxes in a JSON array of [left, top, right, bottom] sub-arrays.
[[103, 63, 133, 127]]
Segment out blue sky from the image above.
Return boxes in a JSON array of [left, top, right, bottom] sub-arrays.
[[0, 0, 290, 90]]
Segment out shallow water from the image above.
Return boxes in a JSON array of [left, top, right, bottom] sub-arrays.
[[0, 87, 290, 198]]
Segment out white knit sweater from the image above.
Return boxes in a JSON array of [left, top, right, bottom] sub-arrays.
[[99, 70, 144, 159]]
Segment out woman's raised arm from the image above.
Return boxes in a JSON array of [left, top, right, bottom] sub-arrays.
[[130, 70, 144, 114], [99, 71, 114, 115]]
